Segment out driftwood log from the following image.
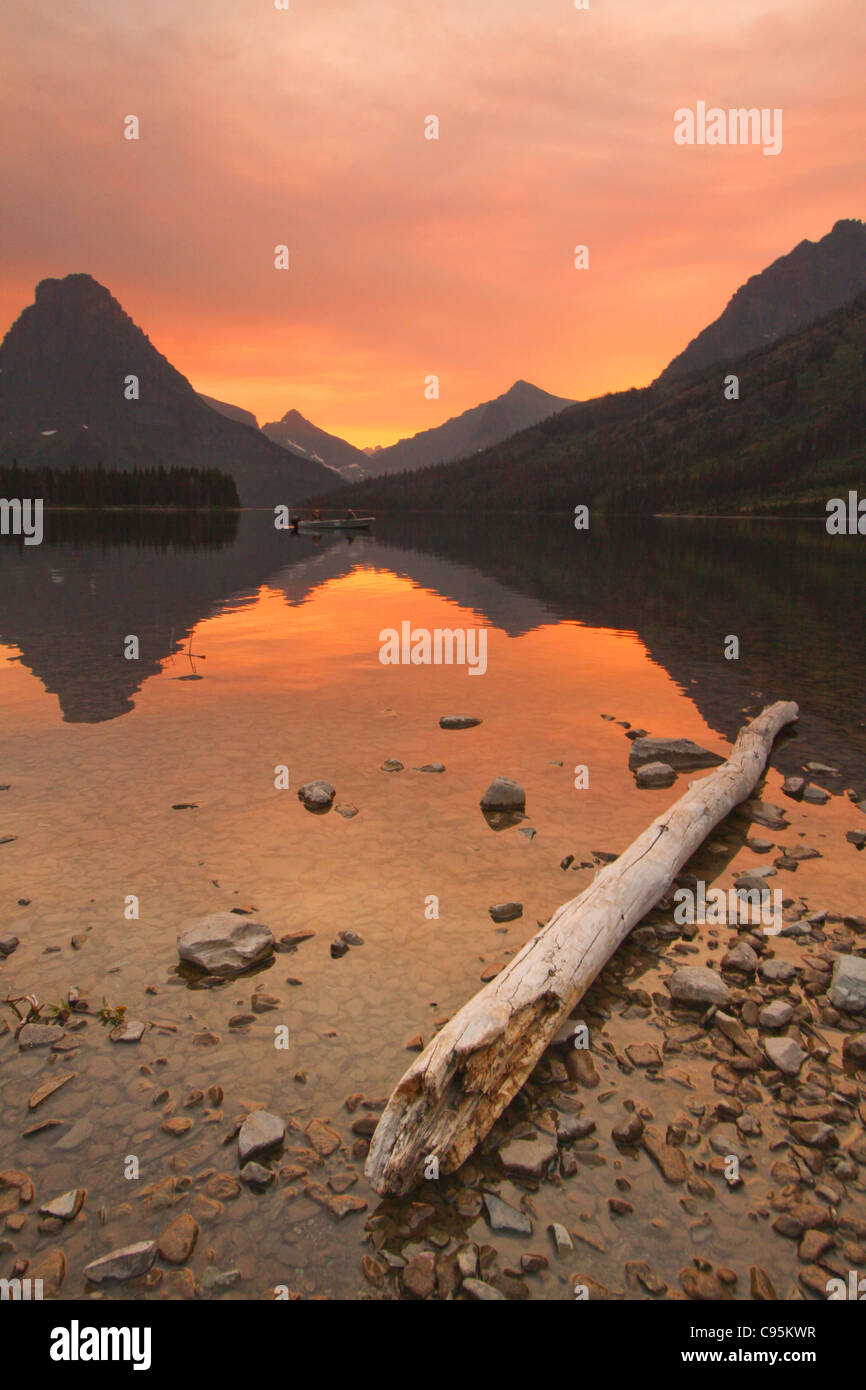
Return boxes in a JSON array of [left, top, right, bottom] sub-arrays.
[[366, 699, 798, 1195]]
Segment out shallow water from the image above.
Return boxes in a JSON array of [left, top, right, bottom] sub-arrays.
[[1, 513, 864, 1300]]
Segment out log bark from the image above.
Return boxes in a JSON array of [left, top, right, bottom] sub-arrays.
[[365, 700, 798, 1195]]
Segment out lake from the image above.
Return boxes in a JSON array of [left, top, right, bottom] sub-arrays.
[[1, 512, 864, 1300]]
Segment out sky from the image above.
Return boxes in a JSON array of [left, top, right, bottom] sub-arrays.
[[1, 0, 864, 447]]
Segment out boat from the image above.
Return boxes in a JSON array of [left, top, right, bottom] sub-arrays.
[[289, 509, 375, 533]]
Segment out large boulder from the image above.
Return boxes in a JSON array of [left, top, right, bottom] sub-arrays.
[[628, 738, 724, 772], [828, 955, 866, 1014], [178, 912, 274, 976]]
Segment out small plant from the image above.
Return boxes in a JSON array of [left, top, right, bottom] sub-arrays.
[[2, 990, 126, 1038]]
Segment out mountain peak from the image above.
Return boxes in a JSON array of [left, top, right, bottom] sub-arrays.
[[34, 273, 116, 308]]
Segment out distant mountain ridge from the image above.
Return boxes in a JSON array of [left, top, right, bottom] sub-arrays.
[[325, 290, 866, 516], [362, 379, 575, 475], [0, 274, 337, 507], [262, 408, 370, 481], [197, 393, 259, 430], [659, 218, 866, 381]]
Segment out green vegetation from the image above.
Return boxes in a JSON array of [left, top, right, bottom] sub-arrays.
[[0, 462, 239, 508], [326, 291, 866, 515]]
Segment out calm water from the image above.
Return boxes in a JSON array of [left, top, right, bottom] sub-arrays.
[[1, 513, 864, 1300]]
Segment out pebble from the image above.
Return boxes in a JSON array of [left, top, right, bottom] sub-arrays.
[[668, 966, 731, 1007], [157, 1212, 199, 1263], [483, 1191, 532, 1235], [489, 902, 523, 923], [84, 1241, 157, 1284], [238, 1111, 285, 1162], [439, 716, 481, 730], [480, 776, 526, 812], [297, 779, 336, 811], [38, 1189, 85, 1222]]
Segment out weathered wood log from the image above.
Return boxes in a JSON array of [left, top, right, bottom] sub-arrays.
[[365, 700, 798, 1195]]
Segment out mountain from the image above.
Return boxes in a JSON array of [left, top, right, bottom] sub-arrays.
[[0, 274, 338, 507], [659, 219, 866, 382], [324, 289, 866, 516], [262, 408, 369, 482], [198, 393, 259, 430], [361, 379, 575, 475]]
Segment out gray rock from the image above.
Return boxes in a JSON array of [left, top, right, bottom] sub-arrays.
[[110, 1018, 146, 1043], [722, 943, 758, 975], [297, 779, 336, 811], [759, 1000, 794, 1029], [842, 1033, 866, 1065], [201, 1267, 242, 1290], [462, 1277, 506, 1300], [18, 1024, 66, 1051], [498, 1130, 558, 1177], [635, 761, 676, 789], [440, 716, 481, 730], [764, 1035, 806, 1076], [759, 959, 797, 983], [489, 902, 523, 923], [39, 1189, 85, 1221], [782, 776, 806, 799], [483, 1191, 532, 1235], [628, 738, 724, 772], [238, 1110, 285, 1162], [54, 1118, 93, 1150], [846, 830, 866, 850], [239, 1161, 275, 1188], [84, 1241, 156, 1284], [0, 934, 19, 956], [380, 759, 403, 772], [803, 786, 830, 805], [828, 955, 866, 1014], [548, 1222, 574, 1254], [739, 800, 789, 831], [414, 763, 445, 773], [178, 912, 274, 976], [480, 776, 526, 812], [668, 966, 731, 1007], [735, 873, 774, 895]]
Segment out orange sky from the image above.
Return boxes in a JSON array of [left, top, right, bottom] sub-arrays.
[[1, 0, 864, 447]]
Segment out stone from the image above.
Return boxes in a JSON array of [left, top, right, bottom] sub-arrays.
[[782, 777, 806, 800], [828, 955, 866, 1014], [489, 902, 523, 923], [29, 1249, 66, 1296], [483, 1191, 532, 1235], [380, 759, 403, 772], [803, 786, 830, 805], [239, 1162, 275, 1188], [842, 1033, 866, 1066], [462, 1277, 506, 1300], [760, 958, 797, 983], [764, 1035, 806, 1076], [0, 1170, 35, 1204], [846, 830, 866, 850], [480, 776, 525, 812], [668, 966, 730, 1008], [110, 1018, 146, 1043], [439, 716, 481, 730], [722, 943, 758, 975], [28, 1071, 75, 1110], [177, 912, 274, 976], [0, 934, 19, 956], [18, 1024, 66, 1051], [548, 1222, 574, 1254], [498, 1130, 558, 1177], [740, 800, 789, 831], [749, 1266, 777, 1300], [629, 739, 724, 772], [330, 939, 349, 958], [204, 1173, 241, 1200], [415, 763, 445, 773], [556, 1114, 596, 1143], [304, 1119, 341, 1157], [238, 1110, 285, 1162], [334, 803, 358, 818], [759, 1000, 794, 1029], [642, 1127, 688, 1183], [161, 1118, 192, 1136], [612, 1114, 644, 1145], [38, 1189, 85, 1222], [625, 1042, 661, 1068], [297, 779, 336, 811], [84, 1241, 157, 1284], [635, 761, 676, 789], [157, 1212, 199, 1263]]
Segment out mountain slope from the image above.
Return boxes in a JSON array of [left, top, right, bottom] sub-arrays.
[[262, 408, 369, 481], [0, 275, 337, 507], [363, 379, 575, 475], [659, 219, 866, 382], [198, 393, 259, 430], [324, 291, 866, 516]]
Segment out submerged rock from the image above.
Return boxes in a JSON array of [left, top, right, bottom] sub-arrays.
[[489, 902, 523, 923], [297, 779, 336, 811], [440, 716, 481, 730], [628, 738, 724, 772], [238, 1111, 285, 1162], [18, 1024, 66, 1051], [668, 966, 730, 1007], [480, 776, 525, 812], [635, 761, 676, 789], [178, 912, 274, 976], [84, 1241, 156, 1284], [483, 1191, 532, 1235]]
